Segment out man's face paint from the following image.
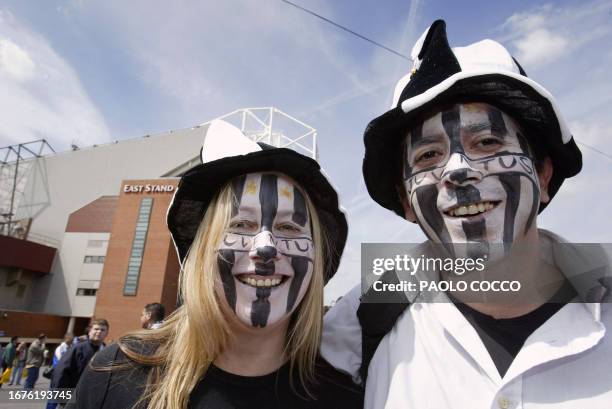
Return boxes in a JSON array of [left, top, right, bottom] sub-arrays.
[[216, 173, 314, 328], [403, 103, 541, 258]]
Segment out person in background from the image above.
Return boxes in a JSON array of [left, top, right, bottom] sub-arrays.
[[53, 334, 74, 367], [140, 303, 166, 330], [51, 319, 109, 390], [24, 334, 46, 389], [46, 334, 75, 409], [8, 342, 27, 386], [0, 336, 19, 388]]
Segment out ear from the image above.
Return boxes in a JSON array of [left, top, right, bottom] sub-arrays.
[[537, 157, 553, 204]]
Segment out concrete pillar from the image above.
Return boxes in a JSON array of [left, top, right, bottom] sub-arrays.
[[67, 316, 75, 335]]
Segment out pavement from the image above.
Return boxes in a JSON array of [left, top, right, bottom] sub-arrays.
[[0, 371, 52, 409]]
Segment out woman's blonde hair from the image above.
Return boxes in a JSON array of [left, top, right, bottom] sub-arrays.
[[115, 178, 330, 409]]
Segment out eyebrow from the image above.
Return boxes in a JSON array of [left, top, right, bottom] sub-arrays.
[[411, 134, 446, 149], [463, 122, 492, 134]]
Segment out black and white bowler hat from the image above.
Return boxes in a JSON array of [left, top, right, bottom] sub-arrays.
[[363, 19, 582, 217], [166, 119, 348, 283]]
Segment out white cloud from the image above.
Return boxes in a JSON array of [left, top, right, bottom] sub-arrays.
[[513, 28, 568, 67], [500, 1, 612, 68], [0, 10, 110, 150], [0, 37, 36, 81]]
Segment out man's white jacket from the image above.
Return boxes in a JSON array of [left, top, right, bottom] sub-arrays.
[[321, 230, 612, 409]]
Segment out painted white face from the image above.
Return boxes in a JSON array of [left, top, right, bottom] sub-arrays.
[[403, 103, 541, 258], [216, 173, 314, 328]]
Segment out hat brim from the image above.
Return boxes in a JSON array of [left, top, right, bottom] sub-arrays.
[[363, 73, 582, 218], [167, 148, 348, 283]]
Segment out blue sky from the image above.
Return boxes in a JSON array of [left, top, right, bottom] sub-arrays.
[[1, 0, 611, 301]]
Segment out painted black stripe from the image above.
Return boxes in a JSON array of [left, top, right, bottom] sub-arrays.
[[292, 187, 308, 227], [255, 246, 277, 263], [259, 174, 278, 231], [448, 169, 468, 185], [408, 122, 424, 149], [286, 256, 310, 313], [524, 179, 539, 235], [231, 175, 246, 216], [487, 107, 508, 138], [499, 173, 521, 243], [414, 184, 450, 243], [254, 260, 275, 276], [442, 105, 463, 154], [454, 185, 482, 207], [251, 287, 271, 327], [462, 220, 489, 258], [217, 249, 237, 311]]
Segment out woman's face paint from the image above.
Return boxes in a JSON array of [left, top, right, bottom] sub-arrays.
[[216, 173, 314, 328], [403, 102, 541, 258]]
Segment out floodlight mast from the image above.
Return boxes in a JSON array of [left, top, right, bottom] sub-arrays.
[[204, 107, 318, 161], [0, 139, 55, 237]]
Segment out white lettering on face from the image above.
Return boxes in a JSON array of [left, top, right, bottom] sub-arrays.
[[216, 173, 314, 328]]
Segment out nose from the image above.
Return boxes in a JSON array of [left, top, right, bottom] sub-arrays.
[[441, 153, 483, 187], [249, 231, 280, 263]]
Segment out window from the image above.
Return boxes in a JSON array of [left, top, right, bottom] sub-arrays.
[[76, 288, 97, 296], [123, 197, 153, 296], [83, 255, 105, 264], [87, 240, 107, 248]]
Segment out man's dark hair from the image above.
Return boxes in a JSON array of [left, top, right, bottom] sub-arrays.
[[10, 336, 18, 343], [144, 303, 166, 323]]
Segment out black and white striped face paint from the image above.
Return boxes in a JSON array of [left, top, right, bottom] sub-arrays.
[[217, 173, 314, 328], [403, 103, 540, 259]]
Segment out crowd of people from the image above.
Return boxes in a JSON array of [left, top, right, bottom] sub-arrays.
[[1, 303, 170, 393], [1, 333, 49, 389]]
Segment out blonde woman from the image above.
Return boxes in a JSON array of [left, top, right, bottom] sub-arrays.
[[70, 121, 362, 409]]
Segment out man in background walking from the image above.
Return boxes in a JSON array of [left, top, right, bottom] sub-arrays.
[[0, 336, 18, 388], [24, 334, 46, 389]]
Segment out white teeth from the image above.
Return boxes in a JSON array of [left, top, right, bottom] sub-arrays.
[[238, 276, 283, 288], [448, 201, 496, 217]]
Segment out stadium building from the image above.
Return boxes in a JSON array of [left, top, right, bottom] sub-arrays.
[[0, 108, 317, 342]]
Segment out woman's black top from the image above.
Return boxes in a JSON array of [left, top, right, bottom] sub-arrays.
[[67, 343, 363, 409]]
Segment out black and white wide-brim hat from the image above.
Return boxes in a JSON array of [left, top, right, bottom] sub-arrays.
[[167, 119, 348, 283], [363, 19, 582, 217]]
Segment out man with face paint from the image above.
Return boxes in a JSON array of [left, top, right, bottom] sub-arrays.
[[321, 20, 612, 409]]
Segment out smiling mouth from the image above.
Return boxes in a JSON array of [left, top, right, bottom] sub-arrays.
[[236, 274, 288, 289], [444, 201, 500, 217]]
